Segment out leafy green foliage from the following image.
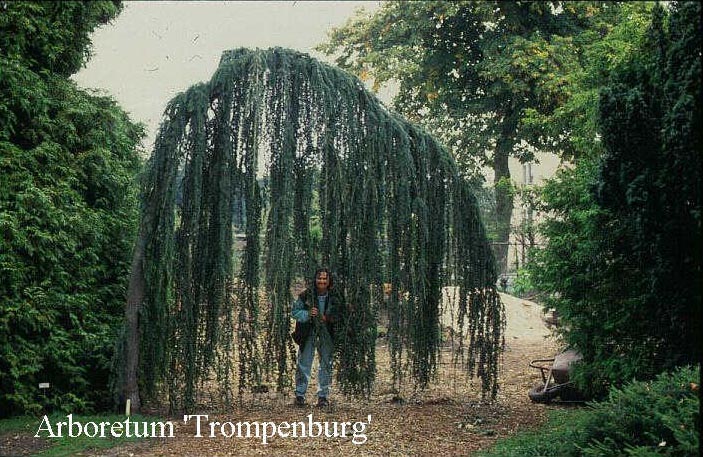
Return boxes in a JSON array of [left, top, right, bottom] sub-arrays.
[[511, 268, 535, 298], [528, 158, 625, 391], [318, 1, 623, 273], [479, 366, 700, 456], [527, 2, 701, 395], [0, 1, 122, 76], [592, 0, 701, 386], [0, 1, 143, 417], [127, 47, 503, 410], [522, 2, 655, 160], [318, 1, 600, 166], [0, 73, 142, 416]]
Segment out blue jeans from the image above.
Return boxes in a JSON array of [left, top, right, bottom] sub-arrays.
[[294, 329, 333, 399]]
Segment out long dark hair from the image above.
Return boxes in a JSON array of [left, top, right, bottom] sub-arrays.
[[313, 267, 333, 292]]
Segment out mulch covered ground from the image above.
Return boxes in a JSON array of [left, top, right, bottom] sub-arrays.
[[1, 295, 565, 456], [98, 339, 559, 456]]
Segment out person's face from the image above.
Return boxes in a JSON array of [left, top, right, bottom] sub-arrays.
[[316, 271, 329, 293]]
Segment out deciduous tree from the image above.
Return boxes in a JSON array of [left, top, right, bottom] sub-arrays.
[[318, 1, 618, 273]]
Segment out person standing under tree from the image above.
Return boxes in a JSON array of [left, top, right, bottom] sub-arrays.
[[291, 268, 342, 407]]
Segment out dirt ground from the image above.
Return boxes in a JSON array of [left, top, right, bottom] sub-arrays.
[[2, 293, 563, 456]]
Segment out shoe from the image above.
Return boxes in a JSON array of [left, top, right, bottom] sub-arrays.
[[295, 395, 306, 407], [317, 397, 329, 408]]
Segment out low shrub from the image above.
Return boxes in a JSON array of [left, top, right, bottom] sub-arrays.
[[480, 365, 699, 456]]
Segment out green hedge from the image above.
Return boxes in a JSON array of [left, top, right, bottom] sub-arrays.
[[0, 59, 143, 416]]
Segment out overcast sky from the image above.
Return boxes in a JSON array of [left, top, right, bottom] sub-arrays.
[[72, 1, 557, 185], [73, 1, 382, 151]]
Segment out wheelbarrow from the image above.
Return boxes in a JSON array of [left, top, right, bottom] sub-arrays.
[[528, 349, 585, 403]]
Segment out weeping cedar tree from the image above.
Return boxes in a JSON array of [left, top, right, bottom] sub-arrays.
[[119, 48, 504, 413]]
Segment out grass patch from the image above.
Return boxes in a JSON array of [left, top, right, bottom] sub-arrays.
[[476, 408, 591, 456], [0, 413, 163, 456], [0, 415, 39, 434]]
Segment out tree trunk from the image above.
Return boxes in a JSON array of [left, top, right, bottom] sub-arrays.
[[493, 110, 517, 275], [122, 229, 146, 413]]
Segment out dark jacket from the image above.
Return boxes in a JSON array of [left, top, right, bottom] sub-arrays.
[[291, 287, 343, 345]]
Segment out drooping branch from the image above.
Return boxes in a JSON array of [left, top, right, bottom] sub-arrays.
[[122, 47, 504, 412]]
